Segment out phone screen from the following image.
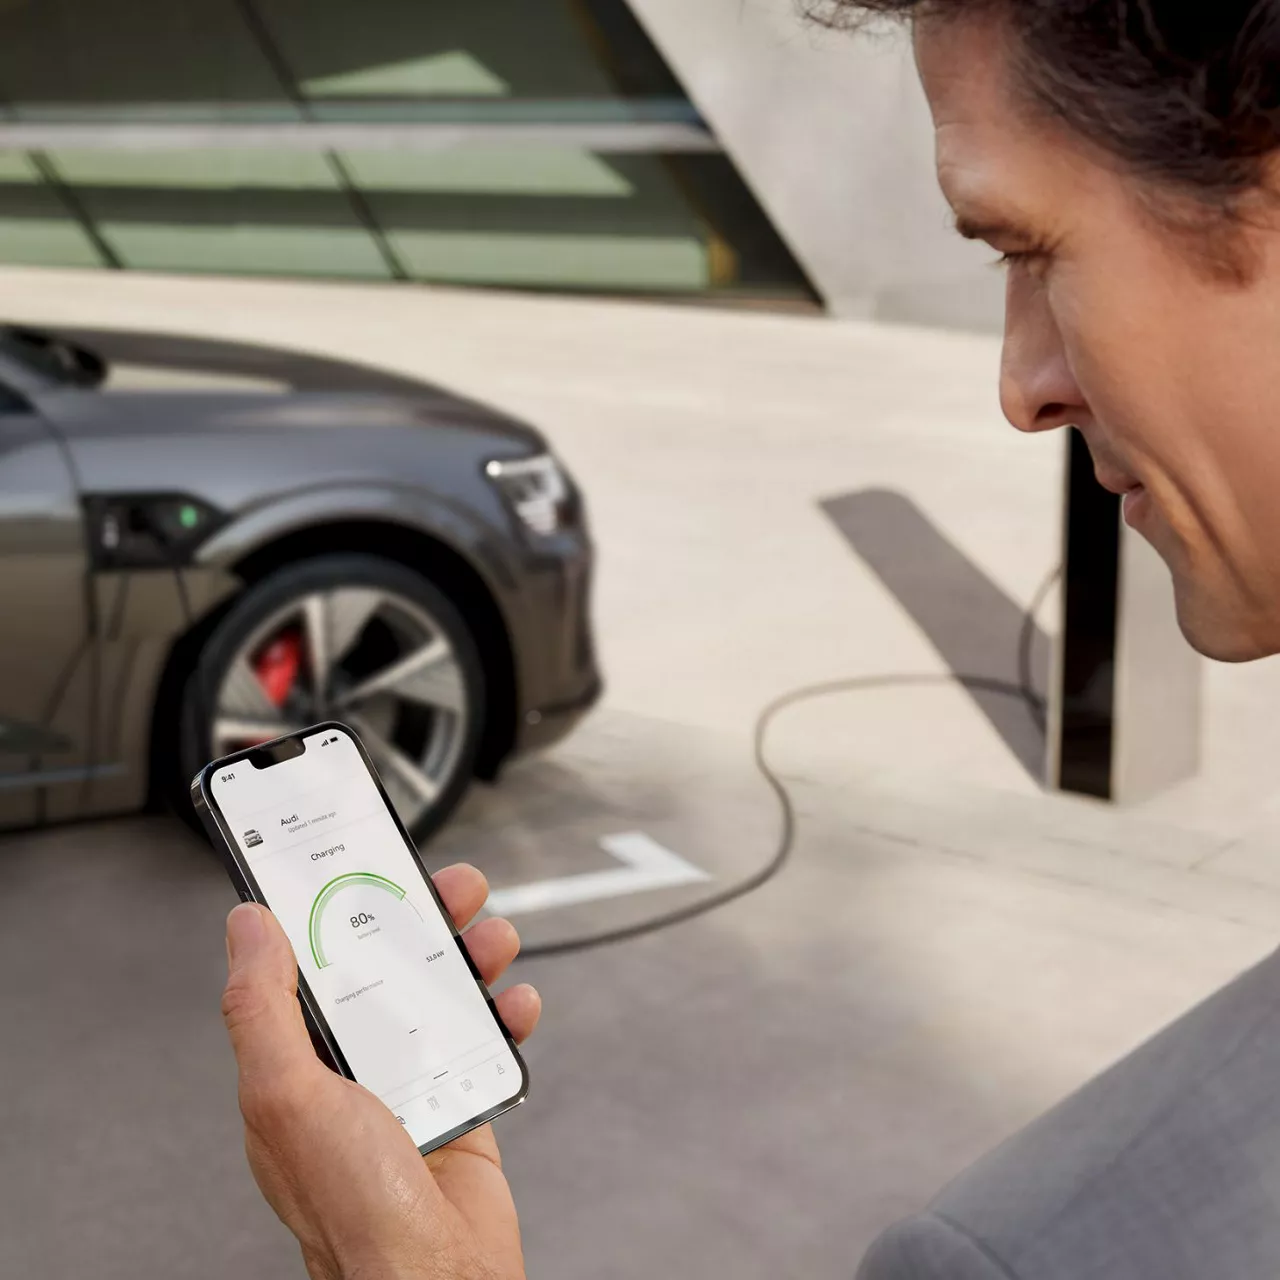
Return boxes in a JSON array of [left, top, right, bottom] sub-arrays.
[[206, 725, 524, 1151]]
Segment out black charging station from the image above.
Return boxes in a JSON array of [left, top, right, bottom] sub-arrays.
[[1047, 430, 1201, 803]]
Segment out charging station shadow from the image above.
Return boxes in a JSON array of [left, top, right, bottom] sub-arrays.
[[821, 488, 1049, 782]]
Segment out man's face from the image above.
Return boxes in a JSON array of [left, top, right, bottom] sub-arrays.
[[917, 15, 1280, 661]]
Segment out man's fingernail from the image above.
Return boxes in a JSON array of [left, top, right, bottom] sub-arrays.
[[226, 903, 265, 968]]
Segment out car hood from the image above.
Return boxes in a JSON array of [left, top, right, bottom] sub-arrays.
[[35, 325, 544, 450], [41, 386, 542, 447], [30, 330, 546, 507]]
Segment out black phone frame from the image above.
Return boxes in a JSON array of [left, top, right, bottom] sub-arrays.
[[191, 719, 530, 1156]]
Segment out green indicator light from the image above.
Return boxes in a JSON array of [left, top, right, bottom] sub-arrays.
[[178, 504, 200, 530]]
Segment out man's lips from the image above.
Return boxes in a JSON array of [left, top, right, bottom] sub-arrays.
[[1093, 465, 1144, 499], [1094, 467, 1152, 528], [1082, 435, 1152, 526]]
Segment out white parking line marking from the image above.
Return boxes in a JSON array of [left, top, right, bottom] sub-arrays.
[[484, 832, 711, 917]]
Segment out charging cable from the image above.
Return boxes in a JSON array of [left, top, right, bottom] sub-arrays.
[[516, 567, 1060, 961]]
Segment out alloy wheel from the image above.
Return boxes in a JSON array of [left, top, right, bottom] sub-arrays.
[[211, 585, 470, 832]]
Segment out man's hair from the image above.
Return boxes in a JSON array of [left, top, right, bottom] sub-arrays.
[[808, 1, 1280, 208]]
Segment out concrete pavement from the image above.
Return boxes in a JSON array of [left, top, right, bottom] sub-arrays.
[[3, 270, 1280, 1277]]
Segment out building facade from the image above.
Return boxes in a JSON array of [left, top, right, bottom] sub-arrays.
[[0, 0, 1001, 328]]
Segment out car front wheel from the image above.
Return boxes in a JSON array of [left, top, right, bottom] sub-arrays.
[[182, 553, 486, 843]]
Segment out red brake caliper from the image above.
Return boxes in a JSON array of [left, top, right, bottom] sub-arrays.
[[253, 629, 304, 716]]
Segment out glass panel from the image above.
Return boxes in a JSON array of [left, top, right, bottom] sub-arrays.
[[641, 153, 817, 298], [0, 0, 282, 104], [48, 148, 336, 188], [305, 51, 510, 99], [384, 229, 708, 291], [99, 222, 387, 278], [47, 149, 390, 277], [342, 147, 705, 290], [0, 214, 103, 269], [0, 153, 36, 181], [258, 0, 623, 100], [0, 1, 391, 277], [341, 148, 633, 197], [572, 0, 686, 98], [254, 0, 805, 295], [0, 150, 102, 268]]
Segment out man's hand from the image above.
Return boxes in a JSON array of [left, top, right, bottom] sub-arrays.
[[220, 864, 541, 1280]]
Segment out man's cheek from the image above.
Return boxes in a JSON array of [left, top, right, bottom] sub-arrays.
[[1056, 321, 1147, 436]]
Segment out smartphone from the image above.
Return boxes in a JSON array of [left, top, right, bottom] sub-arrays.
[[191, 721, 528, 1155]]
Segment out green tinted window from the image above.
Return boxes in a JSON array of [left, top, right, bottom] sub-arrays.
[[0, 0, 811, 300]]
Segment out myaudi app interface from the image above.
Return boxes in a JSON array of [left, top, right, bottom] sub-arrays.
[[211, 728, 520, 1148]]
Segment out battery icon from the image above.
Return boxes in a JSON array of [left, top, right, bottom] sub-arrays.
[[327, 735, 340, 745]]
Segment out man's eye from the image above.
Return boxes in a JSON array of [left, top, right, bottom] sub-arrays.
[[993, 249, 1050, 278]]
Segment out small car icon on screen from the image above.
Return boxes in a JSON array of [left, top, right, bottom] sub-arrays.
[[243, 828, 264, 848]]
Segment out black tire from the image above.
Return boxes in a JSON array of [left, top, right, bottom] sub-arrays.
[[176, 553, 486, 844]]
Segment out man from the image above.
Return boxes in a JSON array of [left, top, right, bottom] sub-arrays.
[[221, 2, 1280, 1276]]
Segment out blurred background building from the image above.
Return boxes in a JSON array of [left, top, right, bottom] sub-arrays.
[[0, 0, 1002, 328]]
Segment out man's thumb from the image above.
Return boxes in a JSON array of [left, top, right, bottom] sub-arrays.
[[221, 904, 318, 1089]]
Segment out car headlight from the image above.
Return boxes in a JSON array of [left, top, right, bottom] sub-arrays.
[[485, 454, 576, 537]]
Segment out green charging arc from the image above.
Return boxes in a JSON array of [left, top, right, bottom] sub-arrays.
[[308, 872, 422, 968]]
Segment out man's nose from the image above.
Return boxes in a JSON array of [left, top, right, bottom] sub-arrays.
[[998, 272, 1087, 434]]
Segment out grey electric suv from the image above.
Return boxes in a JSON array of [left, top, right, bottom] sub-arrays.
[[0, 325, 599, 841]]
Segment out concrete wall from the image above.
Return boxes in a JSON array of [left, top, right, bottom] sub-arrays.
[[628, 0, 1005, 331]]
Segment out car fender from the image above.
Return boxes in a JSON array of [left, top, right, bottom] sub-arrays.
[[114, 480, 529, 813], [195, 481, 523, 599]]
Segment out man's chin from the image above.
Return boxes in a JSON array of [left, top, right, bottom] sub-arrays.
[[1173, 586, 1275, 663]]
